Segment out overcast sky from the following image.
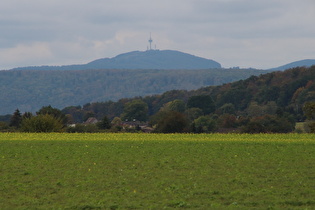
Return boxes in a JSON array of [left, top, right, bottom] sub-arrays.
[[1, 0, 314, 70]]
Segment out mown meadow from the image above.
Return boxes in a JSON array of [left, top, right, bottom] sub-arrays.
[[0, 133, 314, 209]]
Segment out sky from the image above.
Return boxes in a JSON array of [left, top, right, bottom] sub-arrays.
[[1, 0, 315, 70]]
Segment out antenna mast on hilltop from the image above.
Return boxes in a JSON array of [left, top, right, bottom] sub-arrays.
[[148, 33, 153, 50]]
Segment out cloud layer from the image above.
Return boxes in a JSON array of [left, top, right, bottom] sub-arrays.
[[1, 0, 314, 69]]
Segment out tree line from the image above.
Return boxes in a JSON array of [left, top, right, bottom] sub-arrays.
[[1, 66, 315, 133]]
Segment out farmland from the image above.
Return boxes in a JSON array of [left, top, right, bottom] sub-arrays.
[[0, 133, 314, 209]]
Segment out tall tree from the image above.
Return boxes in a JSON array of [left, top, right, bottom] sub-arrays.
[[97, 116, 112, 130], [9, 109, 22, 128]]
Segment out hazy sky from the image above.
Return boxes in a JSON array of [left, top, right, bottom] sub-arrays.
[[1, 0, 314, 69]]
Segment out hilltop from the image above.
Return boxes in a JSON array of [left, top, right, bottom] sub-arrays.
[[87, 50, 221, 69], [11, 50, 221, 71], [7, 48, 315, 71], [268, 59, 315, 71]]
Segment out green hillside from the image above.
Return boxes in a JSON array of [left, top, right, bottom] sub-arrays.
[[58, 66, 315, 133], [0, 68, 268, 115], [79, 66, 314, 118]]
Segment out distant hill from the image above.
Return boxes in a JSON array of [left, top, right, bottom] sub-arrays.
[[11, 50, 221, 71], [0, 68, 268, 115], [268, 59, 315, 71]]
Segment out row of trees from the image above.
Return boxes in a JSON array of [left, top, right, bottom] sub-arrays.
[[7, 106, 66, 132], [4, 105, 114, 133], [2, 98, 315, 133]]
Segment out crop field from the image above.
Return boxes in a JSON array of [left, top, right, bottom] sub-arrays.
[[0, 133, 315, 209]]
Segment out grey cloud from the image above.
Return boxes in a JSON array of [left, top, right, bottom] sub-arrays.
[[0, 0, 314, 69]]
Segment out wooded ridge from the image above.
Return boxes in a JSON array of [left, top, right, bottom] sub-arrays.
[[74, 65, 314, 123], [0, 68, 269, 115]]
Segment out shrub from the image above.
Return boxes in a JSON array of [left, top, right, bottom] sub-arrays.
[[21, 114, 64, 132]]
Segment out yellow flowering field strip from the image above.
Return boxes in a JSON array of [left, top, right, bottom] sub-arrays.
[[1, 132, 314, 143], [0, 133, 314, 209]]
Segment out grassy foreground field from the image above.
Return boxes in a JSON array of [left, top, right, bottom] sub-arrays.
[[0, 133, 314, 209]]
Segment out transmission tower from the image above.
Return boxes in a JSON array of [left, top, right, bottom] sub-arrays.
[[148, 33, 153, 50]]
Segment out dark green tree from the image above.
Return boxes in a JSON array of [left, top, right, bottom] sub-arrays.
[[217, 103, 236, 115], [22, 112, 33, 119], [154, 111, 189, 133], [121, 99, 148, 122], [62, 106, 85, 123], [185, 108, 204, 121], [187, 95, 215, 115], [193, 115, 217, 133], [9, 109, 22, 128], [160, 99, 186, 113], [97, 116, 112, 130], [37, 105, 67, 125], [303, 102, 315, 132], [241, 115, 295, 133], [303, 102, 315, 120]]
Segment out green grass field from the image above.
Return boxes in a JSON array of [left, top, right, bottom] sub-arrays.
[[0, 133, 314, 209]]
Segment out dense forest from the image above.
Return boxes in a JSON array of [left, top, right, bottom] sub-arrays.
[[1, 66, 314, 133], [0, 68, 269, 114]]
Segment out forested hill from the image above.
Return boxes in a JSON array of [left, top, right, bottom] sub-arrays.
[[73, 66, 315, 123], [196, 66, 315, 112], [0, 68, 267, 114], [10, 50, 221, 71]]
